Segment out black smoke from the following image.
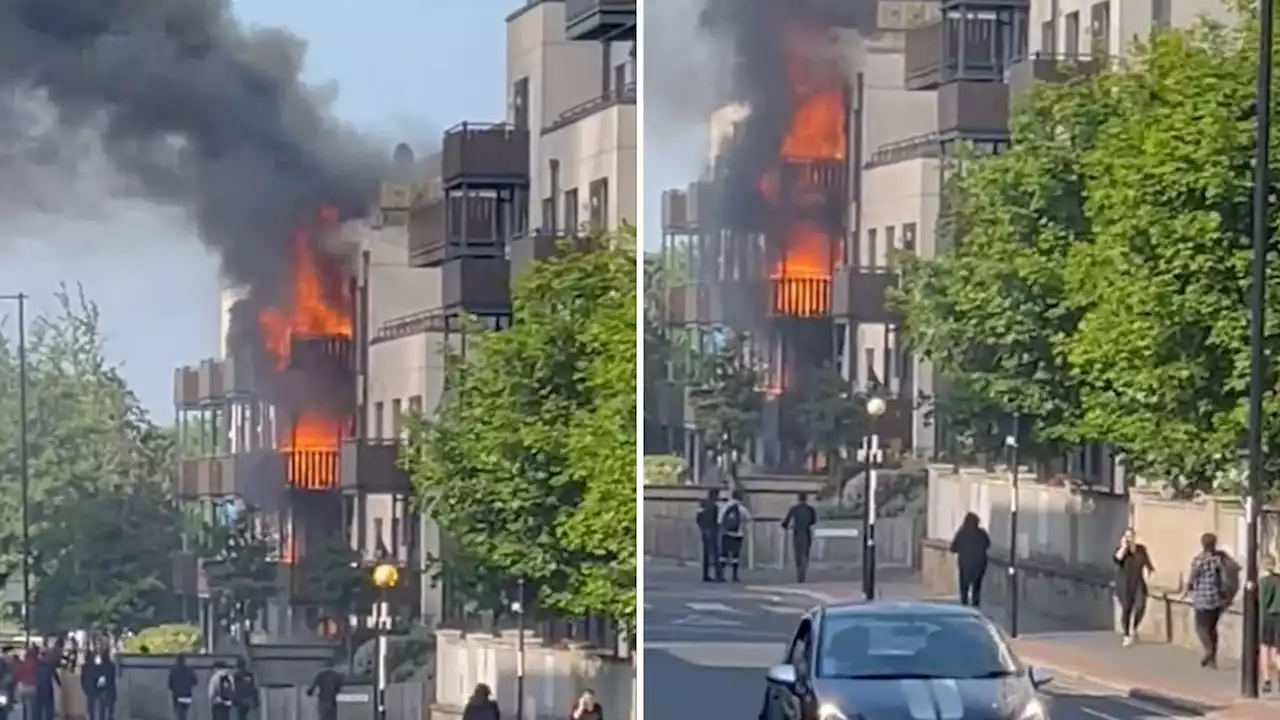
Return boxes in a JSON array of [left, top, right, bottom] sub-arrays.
[[698, 0, 874, 230], [0, 0, 388, 293]]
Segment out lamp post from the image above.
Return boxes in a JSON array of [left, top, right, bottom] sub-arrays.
[[1243, 0, 1274, 699], [1006, 411, 1021, 637], [0, 294, 29, 644], [370, 563, 399, 720], [512, 578, 527, 720], [858, 396, 887, 600]]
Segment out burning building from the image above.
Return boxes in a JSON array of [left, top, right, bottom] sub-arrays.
[[653, 1, 916, 472]]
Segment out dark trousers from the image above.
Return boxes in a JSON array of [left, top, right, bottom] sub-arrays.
[[88, 694, 115, 720], [212, 705, 231, 720], [793, 535, 812, 583], [235, 705, 252, 720], [1118, 587, 1147, 635], [700, 530, 719, 580], [318, 702, 337, 720], [958, 564, 986, 607], [719, 534, 744, 580], [1194, 606, 1224, 664], [32, 693, 53, 720]]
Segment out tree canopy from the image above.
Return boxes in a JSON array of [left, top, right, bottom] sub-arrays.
[[403, 227, 636, 633], [689, 333, 764, 485], [0, 288, 185, 633], [894, 4, 1280, 495]]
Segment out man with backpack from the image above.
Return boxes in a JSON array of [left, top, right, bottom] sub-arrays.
[[1181, 532, 1236, 668], [695, 488, 721, 582], [717, 491, 751, 582], [208, 661, 235, 720]]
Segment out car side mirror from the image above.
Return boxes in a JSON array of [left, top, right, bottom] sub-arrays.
[[1028, 666, 1053, 689], [767, 664, 798, 687]]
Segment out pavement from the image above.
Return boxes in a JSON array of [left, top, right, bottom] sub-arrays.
[[642, 560, 1280, 719]]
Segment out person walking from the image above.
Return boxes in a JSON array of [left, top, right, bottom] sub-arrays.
[[231, 658, 257, 720], [306, 665, 343, 720], [1113, 528, 1154, 646], [1259, 555, 1280, 692], [570, 689, 603, 719], [461, 683, 500, 720], [31, 649, 59, 720], [950, 512, 991, 607], [696, 489, 721, 582], [717, 491, 752, 583], [1182, 532, 1231, 668], [781, 493, 818, 583], [208, 661, 235, 720], [167, 654, 197, 720]]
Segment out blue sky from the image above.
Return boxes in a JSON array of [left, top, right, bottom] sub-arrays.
[[0, 1, 509, 417]]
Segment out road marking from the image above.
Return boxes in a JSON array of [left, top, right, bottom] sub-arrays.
[[685, 601, 736, 613], [761, 604, 804, 615], [671, 612, 743, 627]]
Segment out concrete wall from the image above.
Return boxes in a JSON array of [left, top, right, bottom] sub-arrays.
[[922, 465, 1280, 657], [431, 629, 634, 720]]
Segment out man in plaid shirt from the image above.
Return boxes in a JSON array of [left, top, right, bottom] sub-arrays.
[[1183, 532, 1232, 668]]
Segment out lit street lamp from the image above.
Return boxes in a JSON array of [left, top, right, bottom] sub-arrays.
[[370, 563, 399, 720], [1243, 0, 1274, 699], [0, 294, 29, 644], [858, 395, 887, 600]]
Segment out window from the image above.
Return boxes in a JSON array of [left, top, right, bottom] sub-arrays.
[[816, 613, 1017, 680], [1151, 0, 1170, 29], [1040, 19, 1055, 56], [408, 395, 423, 415], [391, 398, 403, 439], [885, 225, 897, 255], [614, 63, 628, 97], [846, 232, 858, 269], [511, 77, 529, 130], [864, 347, 877, 387], [866, 228, 878, 269], [373, 401, 385, 439], [788, 620, 812, 676], [1089, 2, 1110, 55], [588, 177, 609, 229], [541, 197, 555, 234], [390, 517, 401, 560], [564, 187, 580, 233], [1064, 12, 1080, 56], [373, 518, 386, 557], [902, 222, 917, 253]]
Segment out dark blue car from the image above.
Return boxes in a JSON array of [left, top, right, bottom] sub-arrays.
[[760, 601, 1054, 720]]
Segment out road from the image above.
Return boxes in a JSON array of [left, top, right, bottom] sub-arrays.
[[643, 569, 1210, 719]]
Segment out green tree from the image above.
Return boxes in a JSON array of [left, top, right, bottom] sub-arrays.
[[689, 333, 764, 487], [299, 534, 372, 629], [201, 511, 277, 635], [789, 366, 867, 492], [403, 227, 636, 633], [0, 288, 185, 634]]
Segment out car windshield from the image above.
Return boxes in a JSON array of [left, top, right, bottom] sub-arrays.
[[816, 611, 1020, 680]]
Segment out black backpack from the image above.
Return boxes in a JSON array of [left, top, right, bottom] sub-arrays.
[[217, 674, 235, 705], [722, 504, 742, 533]]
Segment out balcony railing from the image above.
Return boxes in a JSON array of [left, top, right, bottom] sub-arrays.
[[543, 82, 636, 135]]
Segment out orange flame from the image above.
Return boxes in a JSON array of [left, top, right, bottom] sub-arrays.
[[760, 24, 847, 318], [257, 207, 352, 492]]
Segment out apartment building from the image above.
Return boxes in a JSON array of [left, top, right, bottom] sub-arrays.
[[175, 0, 636, 637], [1027, 0, 1229, 58]]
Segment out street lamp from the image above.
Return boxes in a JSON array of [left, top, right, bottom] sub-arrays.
[[858, 396, 887, 600], [512, 578, 527, 720], [1005, 411, 1021, 637], [1243, 0, 1274, 699], [0, 294, 30, 644], [370, 563, 399, 720]]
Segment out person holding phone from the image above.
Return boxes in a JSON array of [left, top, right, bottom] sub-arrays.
[[570, 689, 602, 720], [1113, 527, 1154, 646]]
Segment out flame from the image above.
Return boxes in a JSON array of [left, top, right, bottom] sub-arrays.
[[760, 23, 847, 317], [257, 207, 353, 491]]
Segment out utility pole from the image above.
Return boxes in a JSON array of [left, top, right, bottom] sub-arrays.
[[1243, 0, 1273, 698], [1007, 411, 1021, 637]]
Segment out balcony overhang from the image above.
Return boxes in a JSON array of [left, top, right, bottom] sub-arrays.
[[564, 0, 636, 41]]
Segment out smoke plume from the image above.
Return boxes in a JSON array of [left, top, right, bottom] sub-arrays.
[[0, 0, 388, 294]]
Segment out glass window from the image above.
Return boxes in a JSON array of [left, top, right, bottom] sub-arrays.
[[373, 401, 385, 439], [391, 398, 403, 439], [816, 612, 1019, 680], [866, 228, 878, 269], [1064, 12, 1080, 56], [902, 223, 917, 253]]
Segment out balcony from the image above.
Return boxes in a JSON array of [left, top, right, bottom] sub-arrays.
[[1006, 53, 1101, 98], [564, 0, 636, 41], [408, 194, 511, 267], [174, 365, 200, 408], [831, 268, 903, 324], [339, 439, 411, 495], [442, 257, 511, 313], [173, 358, 256, 408], [904, 17, 1011, 90], [509, 233, 602, 275], [441, 123, 529, 189], [937, 81, 1010, 139], [174, 452, 287, 506]]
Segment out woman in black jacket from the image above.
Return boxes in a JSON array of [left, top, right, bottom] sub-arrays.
[[951, 513, 992, 607], [462, 683, 500, 720]]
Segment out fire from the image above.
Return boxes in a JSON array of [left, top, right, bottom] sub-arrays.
[[257, 207, 353, 492], [761, 23, 847, 317]]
